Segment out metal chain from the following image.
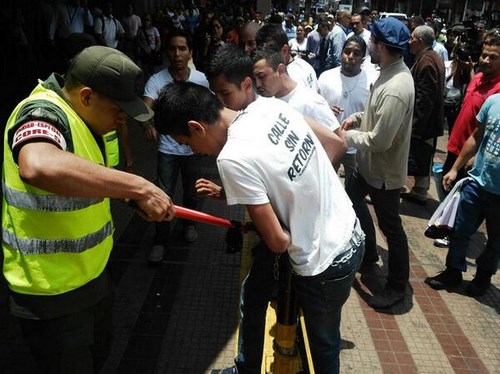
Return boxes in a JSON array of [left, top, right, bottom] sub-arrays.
[[273, 253, 281, 281]]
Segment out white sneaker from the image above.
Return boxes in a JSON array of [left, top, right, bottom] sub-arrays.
[[148, 244, 165, 263], [433, 237, 450, 248]]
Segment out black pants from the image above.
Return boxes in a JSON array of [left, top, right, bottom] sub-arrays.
[[18, 293, 113, 374], [346, 171, 409, 291]]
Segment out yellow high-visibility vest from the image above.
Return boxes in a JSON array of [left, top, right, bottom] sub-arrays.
[[2, 82, 114, 296]]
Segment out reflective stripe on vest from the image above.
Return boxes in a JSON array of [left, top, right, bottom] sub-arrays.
[[103, 131, 120, 167], [3, 182, 103, 211], [2, 221, 113, 255]]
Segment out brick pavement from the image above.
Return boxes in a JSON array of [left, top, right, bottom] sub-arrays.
[[0, 127, 498, 374]]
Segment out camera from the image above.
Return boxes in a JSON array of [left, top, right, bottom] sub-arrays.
[[456, 44, 471, 61]]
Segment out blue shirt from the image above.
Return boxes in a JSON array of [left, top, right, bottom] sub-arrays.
[[469, 94, 500, 195]]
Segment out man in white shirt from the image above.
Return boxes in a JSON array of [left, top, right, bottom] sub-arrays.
[[319, 35, 380, 186], [347, 13, 372, 56], [252, 47, 346, 163], [142, 29, 209, 263], [154, 81, 364, 374], [256, 23, 319, 92], [93, 2, 125, 49]]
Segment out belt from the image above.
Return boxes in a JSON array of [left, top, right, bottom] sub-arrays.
[[330, 218, 365, 268]]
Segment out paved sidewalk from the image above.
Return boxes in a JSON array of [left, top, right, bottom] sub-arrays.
[[0, 126, 498, 373]]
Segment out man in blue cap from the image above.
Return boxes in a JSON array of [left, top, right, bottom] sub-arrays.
[[342, 17, 415, 309]]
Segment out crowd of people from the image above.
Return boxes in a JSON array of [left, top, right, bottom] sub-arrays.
[[2, 1, 500, 373]]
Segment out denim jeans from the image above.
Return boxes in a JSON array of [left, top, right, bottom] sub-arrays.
[[154, 152, 200, 245], [346, 170, 409, 292], [446, 179, 500, 274], [235, 242, 277, 374], [235, 223, 364, 374], [294, 230, 364, 374]]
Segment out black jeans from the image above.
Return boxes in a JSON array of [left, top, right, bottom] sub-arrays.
[[346, 171, 409, 291]]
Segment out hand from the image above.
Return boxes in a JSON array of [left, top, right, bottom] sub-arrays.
[[330, 105, 344, 117], [134, 184, 175, 222], [143, 123, 158, 142], [442, 169, 457, 192], [195, 178, 224, 200], [465, 156, 475, 170], [341, 117, 356, 131]]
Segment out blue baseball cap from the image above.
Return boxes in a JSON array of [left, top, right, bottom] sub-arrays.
[[371, 17, 410, 50]]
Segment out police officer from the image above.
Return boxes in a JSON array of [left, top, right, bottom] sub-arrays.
[[2, 46, 175, 373]]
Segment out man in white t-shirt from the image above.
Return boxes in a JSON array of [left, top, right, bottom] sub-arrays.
[[252, 47, 346, 163], [143, 28, 209, 263], [93, 2, 125, 49], [154, 81, 364, 374], [347, 13, 372, 56], [256, 23, 319, 92], [319, 35, 379, 186]]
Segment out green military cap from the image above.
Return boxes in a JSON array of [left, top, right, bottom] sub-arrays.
[[68, 46, 153, 123]]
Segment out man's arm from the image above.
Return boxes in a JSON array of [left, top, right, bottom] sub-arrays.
[[442, 123, 484, 190], [345, 95, 410, 152], [142, 96, 158, 141], [18, 142, 174, 221], [246, 203, 290, 253], [303, 115, 347, 163]]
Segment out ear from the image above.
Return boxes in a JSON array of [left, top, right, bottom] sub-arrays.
[[79, 87, 93, 108], [281, 44, 290, 60], [187, 120, 206, 136], [241, 76, 253, 93], [277, 63, 287, 75]]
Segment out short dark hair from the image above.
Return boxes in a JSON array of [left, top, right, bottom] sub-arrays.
[[206, 44, 253, 86], [155, 82, 223, 137], [484, 28, 500, 46], [343, 35, 367, 56], [255, 23, 288, 51], [252, 47, 285, 70], [166, 27, 193, 51]]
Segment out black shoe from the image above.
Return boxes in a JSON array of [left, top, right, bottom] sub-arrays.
[[401, 192, 427, 205], [465, 269, 492, 297], [210, 366, 238, 374], [425, 268, 462, 290], [367, 286, 405, 309]]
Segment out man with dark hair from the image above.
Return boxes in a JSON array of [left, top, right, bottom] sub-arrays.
[[319, 35, 380, 187], [425, 93, 500, 296], [439, 31, 500, 193], [342, 17, 414, 309], [252, 47, 346, 159], [256, 23, 319, 91], [2, 46, 174, 373], [206, 44, 256, 110], [142, 28, 209, 263], [155, 81, 364, 374], [347, 13, 372, 56]]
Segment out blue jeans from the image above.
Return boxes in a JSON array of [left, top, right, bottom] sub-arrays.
[[446, 179, 500, 274], [346, 170, 409, 292], [235, 223, 364, 374], [154, 153, 200, 245]]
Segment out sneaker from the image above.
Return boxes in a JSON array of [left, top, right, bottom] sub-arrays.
[[400, 192, 427, 205], [425, 268, 462, 290], [367, 286, 405, 309], [184, 225, 198, 243], [148, 244, 165, 263], [465, 269, 492, 297], [210, 366, 238, 374], [433, 237, 450, 248], [365, 195, 372, 204]]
